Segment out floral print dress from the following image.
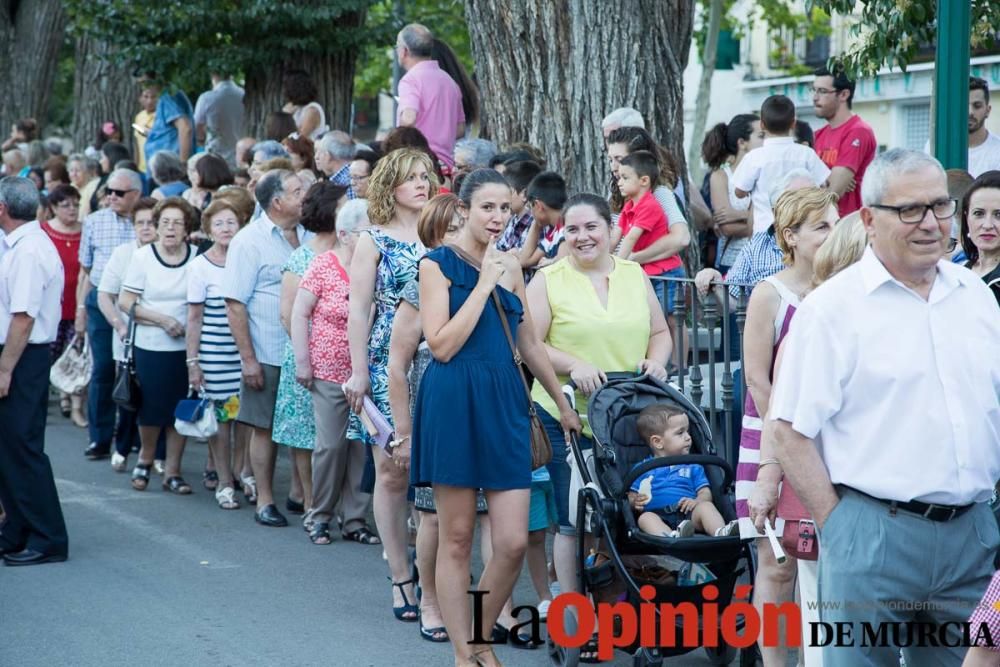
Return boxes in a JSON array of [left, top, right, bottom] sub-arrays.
[[273, 245, 317, 450], [347, 228, 425, 444]]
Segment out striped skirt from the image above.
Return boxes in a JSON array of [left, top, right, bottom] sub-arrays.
[[198, 298, 241, 401], [735, 393, 784, 539]]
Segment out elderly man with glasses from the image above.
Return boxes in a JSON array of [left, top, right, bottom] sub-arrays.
[[76, 168, 141, 461], [769, 148, 1000, 667]]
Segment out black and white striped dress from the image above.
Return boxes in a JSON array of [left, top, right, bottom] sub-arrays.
[[187, 254, 241, 400]]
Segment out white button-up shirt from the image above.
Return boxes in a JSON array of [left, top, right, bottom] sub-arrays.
[[729, 137, 831, 233], [0, 221, 64, 344], [222, 212, 311, 366], [770, 247, 1000, 506]]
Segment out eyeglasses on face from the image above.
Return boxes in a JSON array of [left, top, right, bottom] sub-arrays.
[[870, 198, 958, 224], [810, 87, 838, 96], [106, 188, 135, 198]]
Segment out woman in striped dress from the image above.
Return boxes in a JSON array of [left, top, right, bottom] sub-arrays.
[[186, 198, 248, 509], [737, 188, 837, 666]]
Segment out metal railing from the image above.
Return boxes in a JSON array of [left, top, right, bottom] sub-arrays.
[[648, 275, 752, 468]]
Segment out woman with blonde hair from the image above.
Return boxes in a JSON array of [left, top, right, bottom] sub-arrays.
[[738, 187, 838, 666], [812, 211, 866, 286], [344, 148, 437, 620]]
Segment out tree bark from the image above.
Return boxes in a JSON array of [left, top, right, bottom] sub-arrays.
[[71, 35, 142, 156], [243, 11, 364, 139], [688, 0, 725, 185], [464, 0, 694, 194], [0, 0, 66, 139]]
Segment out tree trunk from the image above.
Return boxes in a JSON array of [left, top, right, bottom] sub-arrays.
[[71, 35, 142, 156], [687, 0, 725, 185], [243, 11, 365, 139], [464, 0, 694, 194], [0, 0, 66, 140]]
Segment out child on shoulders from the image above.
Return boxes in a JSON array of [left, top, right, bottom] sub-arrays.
[[628, 403, 737, 538]]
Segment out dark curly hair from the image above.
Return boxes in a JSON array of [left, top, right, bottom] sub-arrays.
[[283, 69, 318, 106], [381, 126, 444, 183], [300, 181, 348, 234]]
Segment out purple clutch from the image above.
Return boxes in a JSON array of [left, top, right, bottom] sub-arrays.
[[359, 395, 394, 451]]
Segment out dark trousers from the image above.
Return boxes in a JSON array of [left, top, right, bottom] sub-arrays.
[[114, 405, 167, 459], [85, 289, 115, 450], [0, 344, 69, 555]]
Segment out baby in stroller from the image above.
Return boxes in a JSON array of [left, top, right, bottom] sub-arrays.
[[627, 404, 739, 538]]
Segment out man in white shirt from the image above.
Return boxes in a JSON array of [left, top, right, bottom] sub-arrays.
[[968, 76, 1000, 178], [0, 177, 69, 566], [770, 149, 1000, 666]]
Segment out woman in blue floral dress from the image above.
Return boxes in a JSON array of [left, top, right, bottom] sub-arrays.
[[345, 148, 436, 621], [273, 182, 348, 517]]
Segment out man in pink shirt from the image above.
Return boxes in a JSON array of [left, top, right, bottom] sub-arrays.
[[395, 24, 465, 168]]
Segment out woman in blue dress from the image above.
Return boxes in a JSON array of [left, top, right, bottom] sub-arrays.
[[412, 169, 581, 666], [344, 148, 435, 620]]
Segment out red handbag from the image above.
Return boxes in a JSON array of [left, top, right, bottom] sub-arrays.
[[776, 479, 819, 561]]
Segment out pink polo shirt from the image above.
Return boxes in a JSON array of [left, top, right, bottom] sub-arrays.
[[396, 60, 465, 167]]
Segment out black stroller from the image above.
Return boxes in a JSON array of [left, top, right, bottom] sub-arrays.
[[548, 373, 758, 667]]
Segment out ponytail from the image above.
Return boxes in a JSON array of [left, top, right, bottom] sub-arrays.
[[701, 123, 730, 170]]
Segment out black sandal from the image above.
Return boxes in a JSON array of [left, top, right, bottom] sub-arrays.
[[162, 476, 193, 495], [131, 463, 151, 491], [202, 470, 219, 490], [309, 521, 332, 545], [580, 636, 603, 663], [342, 524, 381, 545], [390, 578, 419, 622]]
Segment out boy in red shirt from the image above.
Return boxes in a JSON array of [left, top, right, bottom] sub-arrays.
[[614, 150, 683, 308]]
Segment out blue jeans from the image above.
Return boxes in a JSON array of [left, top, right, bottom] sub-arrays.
[[85, 289, 115, 449], [652, 266, 686, 315], [536, 403, 594, 535]]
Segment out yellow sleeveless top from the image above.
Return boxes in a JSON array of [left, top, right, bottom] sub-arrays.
[[531, 256, 651, 437]]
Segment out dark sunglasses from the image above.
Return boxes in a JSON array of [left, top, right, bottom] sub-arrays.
[[106, 187, 135, 198]]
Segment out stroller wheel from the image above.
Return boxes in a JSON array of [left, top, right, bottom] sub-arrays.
[[632, 647, 663, 667], [704, 643, 738, 665], [547, 604, 581, 666]]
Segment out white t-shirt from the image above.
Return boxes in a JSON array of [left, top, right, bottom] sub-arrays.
[[121, 244, 197, 351], [730, 137, 831, 233], [98, 241, 140, 361], [968, 131, 1000, 178]]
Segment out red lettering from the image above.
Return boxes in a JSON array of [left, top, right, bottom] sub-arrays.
[[639, 585, 658, 648], [547, 593, 595, 648], [597, 601, 638, 660], [659, 602, 701, 648], [763, 601, 802, 648]]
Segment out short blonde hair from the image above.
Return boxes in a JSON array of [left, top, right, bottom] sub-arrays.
[[773, 187, 838, 265], [812, 211, 867, 286], [367, 148, 439, 226]]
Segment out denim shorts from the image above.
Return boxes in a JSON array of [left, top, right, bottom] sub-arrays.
[[536, 402, 594, 536], [652, 505, 692, 528], [652, 266, 686, 314]]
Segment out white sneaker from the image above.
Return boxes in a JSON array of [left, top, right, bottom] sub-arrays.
[[673, 520, 695, 538], [110, 452, 127, 473], [537, 599, 551, 620], [714, 520, 739, 537]]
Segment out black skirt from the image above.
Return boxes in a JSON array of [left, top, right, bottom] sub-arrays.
[[134, 348, 188, 427]]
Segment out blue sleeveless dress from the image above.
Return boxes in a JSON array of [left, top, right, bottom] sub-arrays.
[[411, 246, 532, 490]]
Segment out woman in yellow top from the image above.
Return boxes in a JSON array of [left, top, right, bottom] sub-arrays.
[[525, 192, 671, 606]]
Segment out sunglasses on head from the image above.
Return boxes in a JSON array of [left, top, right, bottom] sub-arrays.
[[106, 187, 134, 198]]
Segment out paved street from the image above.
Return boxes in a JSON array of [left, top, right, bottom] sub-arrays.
[[1, 406, 726, 667]]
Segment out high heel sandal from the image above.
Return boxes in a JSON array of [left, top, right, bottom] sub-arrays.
[[389, 578, 419, 622]]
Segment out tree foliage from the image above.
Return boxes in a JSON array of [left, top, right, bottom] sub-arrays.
[[695, 0, 831, 76], [812, 0, 1000, 78], [64, 0, 372, 90]]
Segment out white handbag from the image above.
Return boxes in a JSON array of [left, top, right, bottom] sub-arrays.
[[50, 333, 92, 395], [173, 387, 218, 438]]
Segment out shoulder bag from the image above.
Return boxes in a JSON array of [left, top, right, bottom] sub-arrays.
[[447, 245, 552, 469], [111, 303, 142, 411], [50, 333, 92, 395]]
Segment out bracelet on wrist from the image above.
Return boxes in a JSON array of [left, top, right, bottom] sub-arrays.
[[758, 457, 781, 469], [186, 357, 200, 366]]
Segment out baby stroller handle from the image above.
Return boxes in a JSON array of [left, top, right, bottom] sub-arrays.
[[622, 454, 735, 493], [566, 430, 596, 486], [564, 371, 642, 393]]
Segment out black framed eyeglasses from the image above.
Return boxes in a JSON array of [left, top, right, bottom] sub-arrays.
[[870, 198, 957, 224]]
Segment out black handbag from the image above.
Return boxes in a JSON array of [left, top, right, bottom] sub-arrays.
[[112, 303, 141, 411]]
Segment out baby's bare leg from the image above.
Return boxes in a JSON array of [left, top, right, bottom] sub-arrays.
[[637, 512, 674, 536], [691, 503, 725, 535]]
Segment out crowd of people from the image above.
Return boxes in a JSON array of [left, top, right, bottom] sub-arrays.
[[0, 20, 998, 667]]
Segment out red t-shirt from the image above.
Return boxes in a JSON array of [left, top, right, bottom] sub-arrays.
[[619, 190, 681, 275], [40, 220, 81, 321], [814, 114, 877, 217]]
